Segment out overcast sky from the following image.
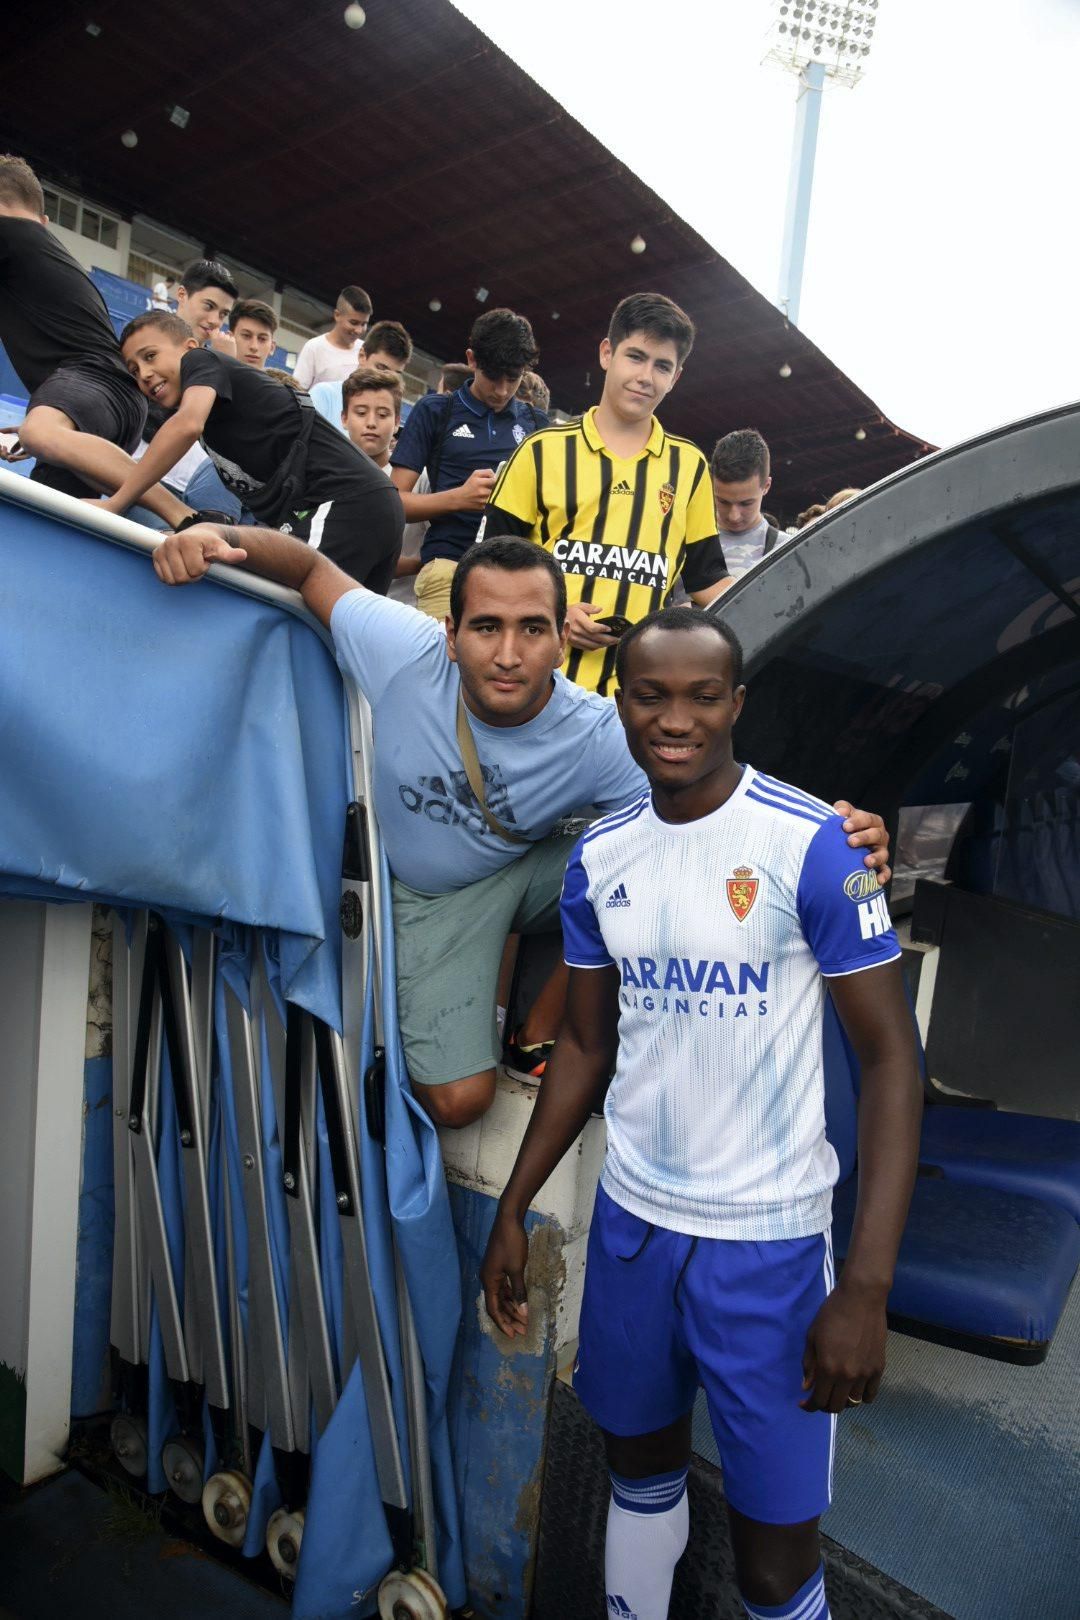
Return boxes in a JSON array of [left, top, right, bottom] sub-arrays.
[[453, 0, 1080, 450]]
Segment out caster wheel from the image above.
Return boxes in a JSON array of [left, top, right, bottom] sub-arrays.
[[110, 1412, 148, 1477], [266, 1506, 304, 1578], [377, 1567, 449, 1620], [201, 1468, 252, 1547], [161, 1434, 204, 1504]]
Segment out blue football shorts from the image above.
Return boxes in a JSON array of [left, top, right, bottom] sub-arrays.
[[574, 1182, 837, 1525]]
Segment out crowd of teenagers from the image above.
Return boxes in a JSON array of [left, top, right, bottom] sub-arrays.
[[1, 150, 921, 1620]]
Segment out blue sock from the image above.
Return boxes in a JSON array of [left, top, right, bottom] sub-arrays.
[[605, 1467, 689, 1620], [741, 1561, 831, 1620]]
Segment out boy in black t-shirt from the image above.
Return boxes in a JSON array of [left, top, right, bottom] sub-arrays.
[[106, 312, 403, 592], [0, 154, 189, 525]]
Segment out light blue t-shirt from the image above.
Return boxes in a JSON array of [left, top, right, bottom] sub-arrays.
[[330, 589, 647, 895]]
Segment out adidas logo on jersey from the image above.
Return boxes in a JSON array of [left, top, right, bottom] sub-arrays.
[[452, 423, 475, 438], [611, 479, 633, 495], [605, 882, 630, 908], [607, 1598, 637, 1620]]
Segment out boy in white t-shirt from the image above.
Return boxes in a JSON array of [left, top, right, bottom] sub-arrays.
[[292, 284, 373, 390]]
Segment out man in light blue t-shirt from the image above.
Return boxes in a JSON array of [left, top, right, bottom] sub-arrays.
[[149, 525, 893, 1130]]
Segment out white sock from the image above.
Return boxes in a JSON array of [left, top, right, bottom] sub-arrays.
[[605, 1468, 689, 1620], [741, 1561, 831, 1620]]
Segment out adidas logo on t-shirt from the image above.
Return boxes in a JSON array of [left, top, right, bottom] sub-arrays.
[[452, 423, 475, 438], [611, 479, 632, 495], [605, 881, 630, 908]]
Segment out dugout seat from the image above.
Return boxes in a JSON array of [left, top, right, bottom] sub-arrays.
[[824, 1000, 1080, 1362]]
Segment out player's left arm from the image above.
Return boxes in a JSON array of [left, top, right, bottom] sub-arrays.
[[795, 815, 921, 1415], [800, 961, 921, 1415]]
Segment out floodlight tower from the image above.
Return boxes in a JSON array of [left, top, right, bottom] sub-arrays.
[[768, 0, 880, 327]]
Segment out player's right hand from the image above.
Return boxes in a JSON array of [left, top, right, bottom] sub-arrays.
[[481, 1209, 530, 1338], [566, 601, 619, 651], [458, 467, 498, 510], [152, 524, 248, 586]]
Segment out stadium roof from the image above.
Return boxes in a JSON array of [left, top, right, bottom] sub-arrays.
[[1, 0, 934, 516]]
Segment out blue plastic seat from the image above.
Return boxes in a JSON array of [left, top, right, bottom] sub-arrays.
[[919, 1106, 1080, 1223], [831, 1175, 1080, 1353], [824, 1000, 1080, 1358]]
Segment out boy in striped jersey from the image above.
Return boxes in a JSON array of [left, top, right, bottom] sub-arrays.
[[482, 606, 921, 1620], [480, 293, 734, 698]]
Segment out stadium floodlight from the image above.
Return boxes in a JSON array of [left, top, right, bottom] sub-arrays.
[[767, 0, 881, 326]]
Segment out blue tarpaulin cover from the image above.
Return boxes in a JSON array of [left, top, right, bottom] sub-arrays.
[[0, 473, 465, 1615]]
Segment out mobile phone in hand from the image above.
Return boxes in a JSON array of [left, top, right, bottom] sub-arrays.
[[595, 613, 632, 637]]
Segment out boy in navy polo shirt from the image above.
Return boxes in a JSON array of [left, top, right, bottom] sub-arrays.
[[391, 307, 547, 620]]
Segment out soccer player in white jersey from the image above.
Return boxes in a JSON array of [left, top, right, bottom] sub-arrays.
[[482, 606, 922, 1620]]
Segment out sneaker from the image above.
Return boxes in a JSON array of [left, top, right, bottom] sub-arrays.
[[502, 1031, 554, 1087]]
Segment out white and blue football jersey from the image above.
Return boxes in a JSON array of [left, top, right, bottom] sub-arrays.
[[560, 766, 901, 1241]]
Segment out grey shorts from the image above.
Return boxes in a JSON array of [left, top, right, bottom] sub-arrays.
[[392, 831, 577, 1087], [28, 363, 147, 453]]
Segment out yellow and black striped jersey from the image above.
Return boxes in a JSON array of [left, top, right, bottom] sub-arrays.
[[483, 409, 727, 695]]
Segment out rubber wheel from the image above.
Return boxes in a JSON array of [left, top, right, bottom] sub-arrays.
[[161, 1435, 204, 1505], [201, 1468, 252, 1547], [110, 1412, 148, 1477], [377, 1567, 449, 1620], [266, 1506, 305, 1578]]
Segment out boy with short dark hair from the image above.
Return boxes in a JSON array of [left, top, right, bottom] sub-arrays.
[[710, 428, 788, 578], [482, 292, 733, 696], [361, 319, 412, 375], [0, 152, 187, 524], [390, 307, 546, 620], [227, 298, 277, 369], [307, 319, 414, 432], [436, 362, 473, 395], [175, 258, 239, 351], [340, 365, 402, 469], [292, 284, 373, 389], [104, 310, 403, 592]]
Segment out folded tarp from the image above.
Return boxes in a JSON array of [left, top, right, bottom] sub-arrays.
[[0, 469, 346, 1021]]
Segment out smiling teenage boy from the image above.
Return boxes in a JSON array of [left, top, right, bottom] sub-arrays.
[[482, 606, 922, 1620], [106, 311, 402, 590], [481, 292, 734, 697], [174, 258, 239, 351], [292, 285, 373, 390]]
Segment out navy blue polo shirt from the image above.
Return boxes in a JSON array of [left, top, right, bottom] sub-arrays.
[[391, 385, 547, 563]]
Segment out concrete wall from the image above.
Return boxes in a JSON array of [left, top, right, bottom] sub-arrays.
[[442, 1076, 605, 1618], [0, 900, 94, 1483]]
